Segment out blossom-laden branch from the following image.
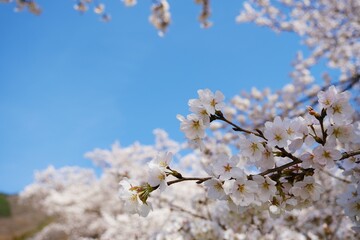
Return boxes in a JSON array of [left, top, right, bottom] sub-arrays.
[[119, 85, 360, 234]]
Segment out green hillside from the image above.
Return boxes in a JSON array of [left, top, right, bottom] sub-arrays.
[[0, 194, 11, 217], [0, 194, 49, 240]]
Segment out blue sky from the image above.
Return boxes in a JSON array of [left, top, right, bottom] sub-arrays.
[[0, 1, 307, 193]]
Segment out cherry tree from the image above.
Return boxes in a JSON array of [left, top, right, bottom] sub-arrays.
[[18, 0, 360, 239]]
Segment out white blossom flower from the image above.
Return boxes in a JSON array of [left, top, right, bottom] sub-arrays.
[[317, 85, 338, 109], [212, 154, 241, 180], [223, 174, 258, 206], [148, 152, 172, 169], [313, 143, 342, 168], [204, 178, 227, 200], [290, 176, 324, 201], [118, 178, 152, 217], [147, 152, 173, 192], [328, 124, 355, 143], [283, 117, 303, 140], [327, 96, 354, 124], [147, 166, 167, 192], [188, 98, 210, 125], [253, 175, 277, 202], [177, 113, 206, 140], [198, 89, 225, 115], [255, 146, 275, 171], [239, 135, 265, 162], [300, 152, 317, 168], [287, 117, 309, 152], [264, 116, 289, 148]]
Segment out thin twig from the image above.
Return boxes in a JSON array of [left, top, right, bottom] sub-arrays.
[[216, 115, 265, 139], [338, 149, 360, 161], [259, 159, 302, 176], [170, 203, 208, 220], [167, 177, 212, 186], [318, 169, 351, 184]]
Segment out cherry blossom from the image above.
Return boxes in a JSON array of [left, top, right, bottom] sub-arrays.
[[313, 143, 342, 168], [239, 135, 265, 162], [177, 113, 206, 140], [203, 178, 227, 200], [211, 154, 242, 180], [252, 175, 277, 202], [290, 176, 324, 201], [118, 178, 153, 217], [264, 116, 289, 148]]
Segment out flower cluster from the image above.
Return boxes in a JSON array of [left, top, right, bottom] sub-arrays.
[[149, 0, 171, 36], [73, 0, 111, 22], [117, 85, 359, 233], [177, 89, 225, 149], [118, 152, 179, 216], [337, 183, 360, 232], [14, 0, 41, 15], [21, 83, 359, 239]]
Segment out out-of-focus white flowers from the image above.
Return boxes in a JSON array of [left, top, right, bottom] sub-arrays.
[[14, 0, 41, 15], [74, 1, 88, 13], [149, 0, 171, 36], [94, 3, 105, 14], [337, 184, 360, 232]]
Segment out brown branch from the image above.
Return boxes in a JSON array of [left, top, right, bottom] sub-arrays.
[[163, 150, 359, 191], [167, 177, 212, 186], [259, 159, 302, 176], [338, 149, 360, 161], [215, 114, 265, 139]]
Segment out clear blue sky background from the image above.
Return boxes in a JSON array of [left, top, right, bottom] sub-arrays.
[[0, 1, 316, 193]]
